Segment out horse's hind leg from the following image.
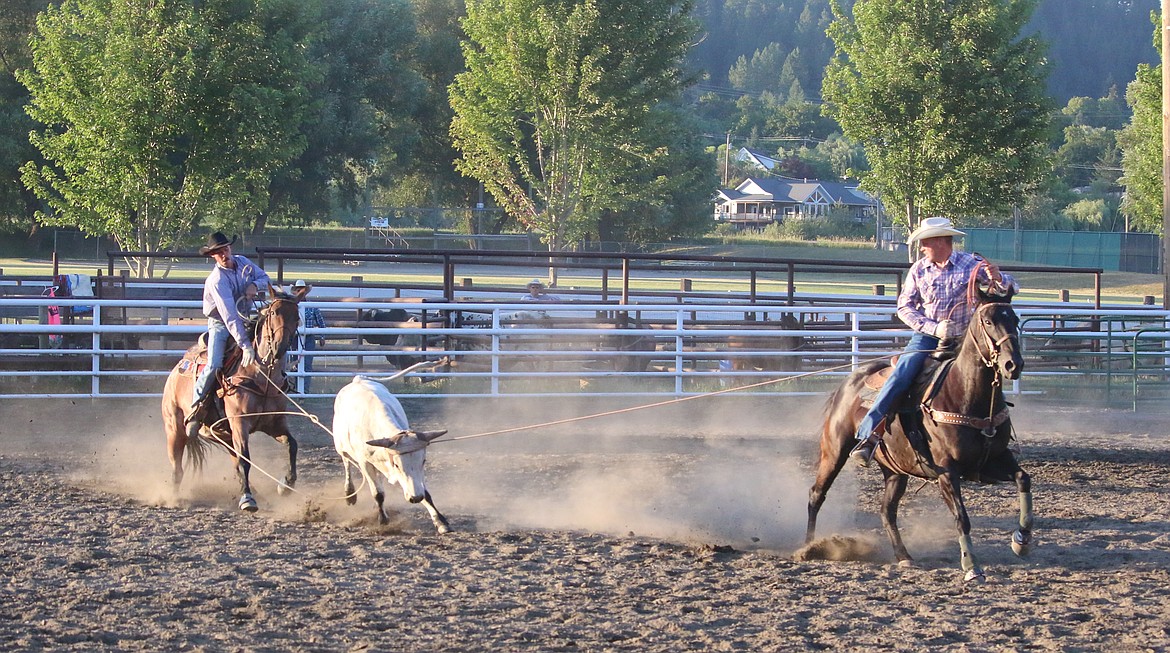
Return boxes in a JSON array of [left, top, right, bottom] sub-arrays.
[[880, 472, 913, 564], [806, 421, 853, 543], [167, 427, 189, 490], [1011, 467, 1034, 557]]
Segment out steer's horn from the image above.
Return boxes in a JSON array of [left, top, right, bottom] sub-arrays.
[[415, 429, 447, 442], [367, 431, 428, 454], [366, 432, 408, 449]]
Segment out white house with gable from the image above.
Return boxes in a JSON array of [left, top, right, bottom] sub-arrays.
[[714, 176, 880, 229]]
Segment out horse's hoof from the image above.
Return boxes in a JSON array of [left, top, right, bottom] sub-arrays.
[[276, 482, 293, 496], [1011, 530, 1033, 557], [436, 522, 452, 535], [897, 559, 915, 568], [963, 568, 986, 583], [239, 494, 258, 512]]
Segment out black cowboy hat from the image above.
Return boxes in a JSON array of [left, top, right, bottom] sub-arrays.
[[199, 231, 237, 256]]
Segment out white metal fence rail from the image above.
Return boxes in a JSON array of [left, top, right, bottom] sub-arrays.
[[1, 297, 1167, 402]]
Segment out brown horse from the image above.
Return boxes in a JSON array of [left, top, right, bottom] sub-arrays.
[[162, 284, 307, 512], [805, 286, 1032, 581]]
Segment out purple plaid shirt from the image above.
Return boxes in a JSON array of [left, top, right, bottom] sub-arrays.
[[897, 251, 1017, 335]]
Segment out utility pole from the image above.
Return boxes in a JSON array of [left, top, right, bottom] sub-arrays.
[[1154, 3, 1170, 374], [723, 132, 730, 187]]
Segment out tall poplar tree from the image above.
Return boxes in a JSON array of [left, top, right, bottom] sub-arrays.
[[822, 0, 1051, 230], [1118, 13, 1162, 233], [449, 0, 698, 267]]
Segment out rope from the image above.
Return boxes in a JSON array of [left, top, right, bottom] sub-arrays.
[[437, 350, 932, 444], [197, 347, 943, 499], [199, 358, 450, 502]]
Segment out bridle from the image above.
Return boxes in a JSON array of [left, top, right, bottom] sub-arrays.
[[966, 301, 1018, 375], [255, 299, 298, 368]]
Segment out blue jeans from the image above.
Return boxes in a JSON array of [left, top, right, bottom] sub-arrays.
[[301, 338, 316, 393], [192, 317, 229, 406], [855, 332, 939, 441]]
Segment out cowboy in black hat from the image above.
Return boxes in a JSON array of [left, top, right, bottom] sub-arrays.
[[188, 231, 271, 423]]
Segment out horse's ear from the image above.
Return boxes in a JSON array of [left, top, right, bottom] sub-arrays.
[[976, 281, 1015, 305], [292, 284, 310, 301], [268, 282, 283, 297]]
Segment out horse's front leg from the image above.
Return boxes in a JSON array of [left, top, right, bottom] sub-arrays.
[[273, 432, 298, 495], [937, 468, 982, 582], [880, 471, 913, 564], [229, 416, 257, 513], [1011, 467, 1034, 557]]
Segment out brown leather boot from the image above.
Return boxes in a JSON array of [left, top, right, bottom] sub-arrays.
[[185, 397, 207, 425], [849, 436, 877, 467]]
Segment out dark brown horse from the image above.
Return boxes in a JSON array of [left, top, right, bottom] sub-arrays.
[[806, 286, 1032, 581], [162, 284, 307, 512]]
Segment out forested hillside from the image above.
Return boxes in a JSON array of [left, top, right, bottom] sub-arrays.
[[689, 0, 1158, 104], [0, 0, 1163, 252]]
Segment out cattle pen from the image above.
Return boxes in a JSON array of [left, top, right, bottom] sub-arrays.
[[1, 247, 1165, 406], [1, 297, 1167, 408], [5, 249, 1170, 650]]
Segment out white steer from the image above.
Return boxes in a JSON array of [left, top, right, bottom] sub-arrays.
[[332, 376, 451, 533]]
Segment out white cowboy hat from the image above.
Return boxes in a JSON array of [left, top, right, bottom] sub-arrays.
[[906, 216, 965, 244], [293, 279, 309, 288], [527, 279, 545, 288]]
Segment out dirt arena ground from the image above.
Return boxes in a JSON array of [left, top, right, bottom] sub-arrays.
[[2, 393, 1169, 651]]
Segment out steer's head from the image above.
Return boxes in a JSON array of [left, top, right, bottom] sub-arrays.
[[366, 429, 447, 502]]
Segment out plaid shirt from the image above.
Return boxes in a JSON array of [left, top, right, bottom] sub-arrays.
[[897, 251, 1017, 335], [302, 306, 326, 348]]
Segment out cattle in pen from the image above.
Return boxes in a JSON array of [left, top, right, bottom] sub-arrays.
[[332, 375, 451, 533]]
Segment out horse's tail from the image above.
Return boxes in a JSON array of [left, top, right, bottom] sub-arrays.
[[185, 428, 210, 474]]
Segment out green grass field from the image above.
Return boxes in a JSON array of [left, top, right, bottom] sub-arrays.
[[1, 239, 1163, 306]]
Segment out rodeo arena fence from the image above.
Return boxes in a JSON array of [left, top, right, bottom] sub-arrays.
[[1, 247, 1168, 409]]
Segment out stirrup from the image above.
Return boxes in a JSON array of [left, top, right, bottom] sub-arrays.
[[186, 397, 207, 424], [849, 437, 877, 467]]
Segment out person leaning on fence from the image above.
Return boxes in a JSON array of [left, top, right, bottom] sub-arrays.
[[187, 231, 271, 424], [849, 217, 1019, 467], [521, 279, 561, 302], [294, 279, 325, 392]]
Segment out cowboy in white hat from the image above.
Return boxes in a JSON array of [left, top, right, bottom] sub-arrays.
[[849, 216, 1018, 466], [521, 278, 560, 302], [188, 231, 270, 423]]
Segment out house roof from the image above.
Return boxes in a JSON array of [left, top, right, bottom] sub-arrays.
[[723, 176, 878, 207], [735, 147, 779, 171]]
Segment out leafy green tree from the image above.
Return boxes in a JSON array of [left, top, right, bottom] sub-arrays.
[[0, 0, 48, 232], [19, 0, 312, 276], [257, 0, 425, 233], [1055, 125, 1119, 189], [822, 0, 1052, 230], [1118, 13, 1162, 233], [598, 105, 717, 244], [1061, 196, 1122, 232], [450, 0, 699, 268], [403, 0, 476, 209]]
